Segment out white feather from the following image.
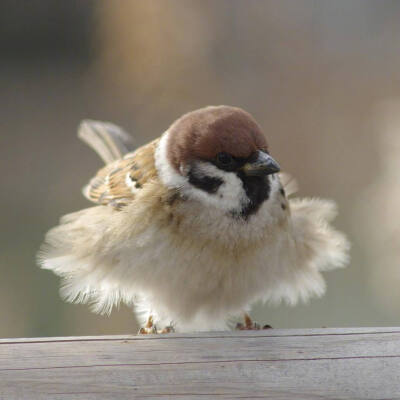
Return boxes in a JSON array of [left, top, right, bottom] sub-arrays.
[[38, 175, 349, 331], [39, 128, 349, 332]]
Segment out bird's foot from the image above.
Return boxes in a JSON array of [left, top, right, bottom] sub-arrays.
[[160, 325, 175, 334], [138, 315, 158, 334], [138, 316, 175, 334], [138, 327, 157, 334], [235, 313, 272, 330]]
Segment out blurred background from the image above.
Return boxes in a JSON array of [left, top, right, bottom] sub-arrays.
[[1, 0, 400, 338]]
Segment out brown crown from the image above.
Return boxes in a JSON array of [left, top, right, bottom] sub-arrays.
[[167, 106, 268, 171]]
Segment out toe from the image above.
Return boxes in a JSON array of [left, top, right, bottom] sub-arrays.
[[235, 322, 245, 330], [161, 326, 175, 334]]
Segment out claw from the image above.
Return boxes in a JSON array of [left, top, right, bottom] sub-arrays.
[[160, 325, 175, 334], [138, 316, 176, 335], [235, 314, 273, 330], [138, 315, 158, 334], [235, 322, 244, 330]]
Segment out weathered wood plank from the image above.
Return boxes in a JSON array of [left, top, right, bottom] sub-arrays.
[[1, 326, 399, 343], [1, 328, 400, 399]]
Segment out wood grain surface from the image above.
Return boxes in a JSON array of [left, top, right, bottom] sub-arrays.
[[1, 328, 400, 399]]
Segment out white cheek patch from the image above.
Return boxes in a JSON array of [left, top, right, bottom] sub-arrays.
[[155, 131, 248, 213], [186, 162, 248, 212]]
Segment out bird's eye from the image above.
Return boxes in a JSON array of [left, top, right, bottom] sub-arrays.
[[216, 152, 233, 165]]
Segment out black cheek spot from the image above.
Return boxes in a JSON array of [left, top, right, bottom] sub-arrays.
[[135, 182, 142, 189], [188, 169, 223, 194], [280, 188, 285, 196]]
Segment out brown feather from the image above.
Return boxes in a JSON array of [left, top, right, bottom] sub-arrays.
[[167, 106, 268, 170], [83, 138, 159, 208]]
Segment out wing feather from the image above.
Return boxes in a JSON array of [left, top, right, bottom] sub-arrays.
[[83, 138, 159, 208]]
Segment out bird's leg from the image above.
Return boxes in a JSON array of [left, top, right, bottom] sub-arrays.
[[160, 325, 175, 334], [236, 313, 260, 330], [138, 315, 158, 334], [235, 313, 272, 330], [138, 316, 176, 334]]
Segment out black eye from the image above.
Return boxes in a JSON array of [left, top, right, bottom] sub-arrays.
[[216, 152, 233, 165]]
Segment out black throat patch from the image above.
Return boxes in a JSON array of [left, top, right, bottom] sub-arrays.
[[236, 172, 271, 219], [187, 162, 271, 219]]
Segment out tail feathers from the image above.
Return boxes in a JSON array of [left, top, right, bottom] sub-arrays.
[[78, 120, 135, 164]]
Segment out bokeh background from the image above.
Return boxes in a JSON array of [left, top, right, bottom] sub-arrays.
[[1, 0, 400, 338]]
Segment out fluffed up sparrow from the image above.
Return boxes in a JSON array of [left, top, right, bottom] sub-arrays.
[[38, 106, 349, 333]]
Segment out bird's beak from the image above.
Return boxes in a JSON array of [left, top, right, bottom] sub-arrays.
[[242, 151, 280, 176]]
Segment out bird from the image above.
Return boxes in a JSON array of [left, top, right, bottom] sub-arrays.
[[38, 105, 349, 333]]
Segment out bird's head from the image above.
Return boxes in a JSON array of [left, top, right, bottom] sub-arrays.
[[156, 105, 281, 219]]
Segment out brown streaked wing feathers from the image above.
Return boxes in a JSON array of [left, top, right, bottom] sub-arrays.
[[83, 139, 159, 208]]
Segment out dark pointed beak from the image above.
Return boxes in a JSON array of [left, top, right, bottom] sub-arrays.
[[242, 151, 280, 176]]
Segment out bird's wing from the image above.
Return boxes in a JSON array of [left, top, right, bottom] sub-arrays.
[[83, 138, 160, 209], [78, 120, 136, 164]]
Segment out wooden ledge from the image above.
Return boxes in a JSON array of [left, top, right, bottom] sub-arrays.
[[1, 328, 400, 399]]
